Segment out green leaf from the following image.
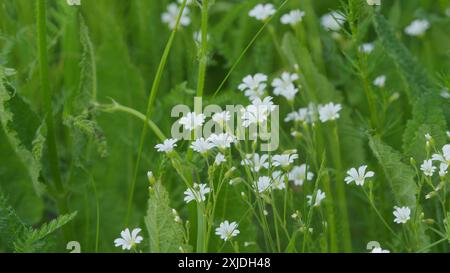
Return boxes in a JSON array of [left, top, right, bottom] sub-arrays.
[[0, 191, 27, 251], [145, 181, 190, 253]]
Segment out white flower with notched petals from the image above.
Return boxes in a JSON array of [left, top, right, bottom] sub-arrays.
[[420, 159, 436, 177], [214, 153, 226, 165], [238, 73, 268, 99], [281, 10, 305, 26], [284, 108, 312, 124], [289, 164, 314, 186], [184, 183, 210, 204], [405, 19, 430, 37], [345, 165, 375, 186], [67, 0, 81, 6], [215, 220, 240, 241], [393, 206, 410, 224], [366, 0, 381, 6], [155, 138, 178, 153], [241, 153, 269, 173], [212, 111, 231, 125], [273, 152, 299, 168], [249, 4, 276, 21], [318, 103, 342, 123], [241, 96, 275, 127], [208, 133, 236, 149], [179, 112, 205, 131], [254, 176, 272, 193], [162, 3, 191, 30], [190, 138, 214, 154], [359, 43, 375, 54], [432, 144, 450, 165], [371, 247, 390, 253], [307, 189, 326, 207], [321, 11, 346, 32], [373, 75, 386, 88], [114, 228, 143, 250], [271, 171, 286, 190], [272, 72, 299, 101]]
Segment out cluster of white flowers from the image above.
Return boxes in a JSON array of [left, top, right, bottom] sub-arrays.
[[285, 104, 316, 124], [162, 3, 191, 29], [238, 73, 268, 99], [241, 96, 276, 127], [420, 143, 449, 177], [404, 19, 430, 37]]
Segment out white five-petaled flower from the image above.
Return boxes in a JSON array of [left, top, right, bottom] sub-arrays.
[[321, 11, 346, 32], [212, 111, 231, 125], [272, 72, 299, 101], [241, 96, 276, 127], [184, 183, 211, 204], [280, 10, 305, 26], [318, 102, 342, 123], [66, 0, 81, 6], [249, 4, 276, 21], [272, 152, 299, 168], [162, 3, 191, 30], [307, 189, 326, 207], [215, 220, 240, 241], [208, 133, 236, 149], [155, 138, 178, 153], [393, 206, 411, 224], [420, 159, 436, 177], [241, 153, 269, 173], [359, 43, 375, 54], [271, 171, 286, 190], [373, 75, 386, 88], [345, 165, 375, 186], [366, 0, 381, 6], [284, 107, 314, 124], [190, 138, 214, 154], [238, 73, 268, 99], [404, 19, 430, 37], [179, 112, 205, 131], [255, 176, 272, 193], [371, 247, 390, 253], [432, 144, 450, 165], [114, 228, 143, 250], [214, 153, 226, 165], [289, 164, 314, 186]]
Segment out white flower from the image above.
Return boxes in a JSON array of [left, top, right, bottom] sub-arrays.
[[255, 176, 272, 193], [441, 88, 450, 99], [241, 96, 275, 127], [241, 153, 269, 173], [177, 0, 195, 5], [439, 163, 448, 177], [420, 159, 436, 177], [393, 206, 411, 224], [307, 189, 326, 207], [271, 72, 299, 101], [238, 73, 268, 99], [284, 108, 312, 123], [67, 0, 81, 6], [281, 10, 305, 26], [162, 3, 191, 30], [371, 247, 390, 253], [212, 111, 231, 125], [345, 165, 375, 186], [215, 220, 240, 241], [214, 153, 226, 165], [208, 133, 236, 149], [289, 164, 314, 186], [404, 19, 430, 37], [373, 75, 386, 88], [155, 138, 178, 153], [272, 152, 299, 168], [271, 171, 286, 190], [321, 11, 346, 32], [318, 102, 342, 123], [432, 144, 450, 165], [184, 183, 211, 204], [249, 4, 276, 21], [179, 112, 205, 131], [359, 43, 375, 54], [114, 228, 143, 250], [190, 138, 214, 154], [366, 0, 381, 6]]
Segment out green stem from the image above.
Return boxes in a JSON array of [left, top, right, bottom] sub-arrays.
[[124, 0, 189, 226], [196, 203, 206, 253], [196, 0, 209, 97]]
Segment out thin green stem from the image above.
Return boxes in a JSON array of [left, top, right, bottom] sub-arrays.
[[196, 0, 209, 97]]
